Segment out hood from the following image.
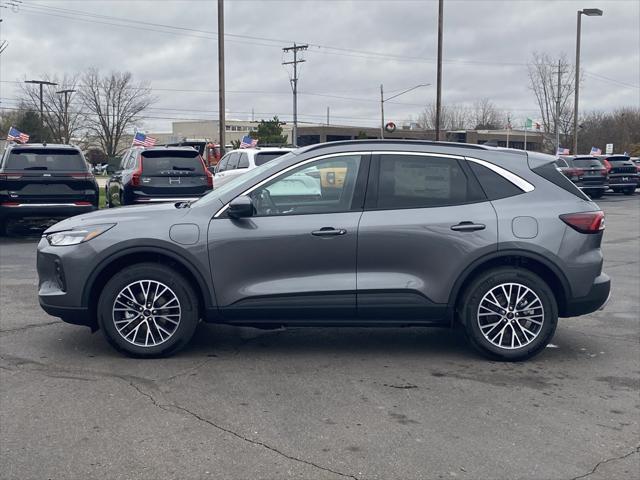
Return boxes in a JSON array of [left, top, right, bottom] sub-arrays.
[[45, 202, 191, 233]]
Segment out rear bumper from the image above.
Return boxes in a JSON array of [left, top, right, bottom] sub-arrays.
[[0, 203, 96, 219], [563, 273, 611, 317]]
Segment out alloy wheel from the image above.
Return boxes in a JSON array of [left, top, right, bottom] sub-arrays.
[[112, 280, 181, 347], [477, 282, 544, 350]]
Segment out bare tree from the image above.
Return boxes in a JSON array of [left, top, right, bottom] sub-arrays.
[[528, 52, 576, 152], [470, 98, 504, 130], [578, 108, 640, 155], [418, 103, 469, 130], [20, 74, 82, 143], [78, 69, 155, 158]]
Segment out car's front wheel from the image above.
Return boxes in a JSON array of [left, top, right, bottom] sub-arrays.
[[623, 187, 635, 196], [97, 263, 199, 357], [460, 267, 558, 361]]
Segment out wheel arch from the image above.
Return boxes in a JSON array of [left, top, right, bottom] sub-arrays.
[[449, 249, 572, 325], [83, 246, 213, 329]]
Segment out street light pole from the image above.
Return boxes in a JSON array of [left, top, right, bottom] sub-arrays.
[[435, 0, 444, 141], [380, 83, 430, 140], [24, 79, 58, 119], [573, 8, 603, 155], [217, 0, 226, 155], [56, 89, 76, 144]]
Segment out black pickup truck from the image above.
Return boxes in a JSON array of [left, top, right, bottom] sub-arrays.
[[0, 143, 99, 234]]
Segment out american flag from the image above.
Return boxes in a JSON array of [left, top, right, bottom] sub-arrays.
[[7, 126, 29, 143], [557, 147, 570, 155], [240, 135, 258, 148], [132, 132, 157, 147], [590, 146, 602, 156]]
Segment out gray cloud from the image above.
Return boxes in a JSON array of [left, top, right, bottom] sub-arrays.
[[1, 0, 638, 133]]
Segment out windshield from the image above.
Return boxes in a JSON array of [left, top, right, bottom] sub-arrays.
[[141, 150, 204, 174], [4, 148, 87, 171], [195, 151, 297, 205], [255, 151, 290, 166]]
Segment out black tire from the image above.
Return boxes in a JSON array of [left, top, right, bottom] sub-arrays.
[[623, 188, 635, 196], [97, 263, 200, 357], [588, 190, 603, 199], [611, 188, 621, 194], [0, 218, 7, 236], [459, 267, 558, 361]]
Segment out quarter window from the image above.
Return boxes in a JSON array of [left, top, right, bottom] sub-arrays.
[[216, 155, 230, 172], [250, 155, 362, 216], [468, 161, 524, 200], [375, 154, 485, 209], [227, 153, 240, 170]]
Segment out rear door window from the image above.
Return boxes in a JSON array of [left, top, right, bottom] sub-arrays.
[[216, 155, 230, 172], [227, 153, 240, 170], [373, 154, 485, 209], [141, 150, 204, 175], [4, 148, 86, 171], [237, 153, 249, 168]]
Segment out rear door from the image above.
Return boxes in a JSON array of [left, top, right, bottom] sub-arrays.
[[0, 148, 97, 206], [137, 150, 210, 199], [357, 153, 498, 321]]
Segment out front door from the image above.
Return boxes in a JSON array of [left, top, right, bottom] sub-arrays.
[[207, 153, 370, 321]]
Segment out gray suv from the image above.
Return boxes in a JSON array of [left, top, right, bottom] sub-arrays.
[[36, 141, 611, 361]]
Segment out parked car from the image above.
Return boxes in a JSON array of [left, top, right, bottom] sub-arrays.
[[597, 155, 638, 195], [555, 156, 608, 199], [37, 140, 610, 361], [0, 143, 98, 235], [106, 146, 213, 207], [213, 147, 293, 189]]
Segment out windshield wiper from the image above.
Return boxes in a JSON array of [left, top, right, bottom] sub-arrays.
[[23, 166, 48, 170]]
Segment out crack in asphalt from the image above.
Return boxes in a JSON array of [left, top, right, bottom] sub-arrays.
[[127, 381, 361, 480], [570, 445, 640, 480], [0, 320, 61, 334]]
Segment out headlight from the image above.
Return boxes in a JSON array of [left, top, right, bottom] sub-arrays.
[[46, 224, 116, 246]]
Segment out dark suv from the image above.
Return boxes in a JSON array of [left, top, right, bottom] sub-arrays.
[[555, 156, 608, 199], [106, 146, 213, 206], [0, 143, 98, 234], [37, 141, 610, 361], [599, 155, 638, 195]]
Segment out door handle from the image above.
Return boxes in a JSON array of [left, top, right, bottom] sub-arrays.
[[451, 221, 486, 232], [311, 227, 347, 237]]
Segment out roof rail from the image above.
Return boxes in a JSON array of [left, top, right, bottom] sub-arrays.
[[300, 139, 490, 153]]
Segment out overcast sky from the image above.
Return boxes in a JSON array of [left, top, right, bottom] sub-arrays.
[[1, 0, 638, 133]]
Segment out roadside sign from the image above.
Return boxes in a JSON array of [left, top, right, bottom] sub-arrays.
[[606, 143, 613, 155], [385, 122, 397, 133]]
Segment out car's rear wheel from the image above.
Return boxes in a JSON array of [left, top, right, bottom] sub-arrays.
[[97, 263, 199, 357], [460, 267, 558, 361]]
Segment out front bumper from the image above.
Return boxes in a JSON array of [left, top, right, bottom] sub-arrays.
[[37, 238, 97, 329], [563, 273, 611, 317]]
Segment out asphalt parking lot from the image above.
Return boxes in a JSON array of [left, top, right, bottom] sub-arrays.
[[1, 195, 638, 480]]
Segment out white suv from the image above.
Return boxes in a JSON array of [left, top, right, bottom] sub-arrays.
[[213, 147, 293, 189]]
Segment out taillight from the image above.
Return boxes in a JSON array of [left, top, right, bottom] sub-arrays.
[[0, 174, 22, 180], [199, 155, 213, 188], [565, 167, 583, 180], [603, 159, 612, 172], [600, 169, 608, 176], [67, 173, 94, 180], [74, 201, 92, 206], [131, 157, 143, 186], [560, 211, 605, 234]]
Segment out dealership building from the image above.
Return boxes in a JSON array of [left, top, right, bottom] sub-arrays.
[[164, 120, 544, 152]]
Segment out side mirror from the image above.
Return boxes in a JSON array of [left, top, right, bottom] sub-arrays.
[[228, 195, 254, 219]]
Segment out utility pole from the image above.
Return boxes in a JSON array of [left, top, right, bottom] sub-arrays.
[[217, 0, 226, 154], [380, 84, 385, 139], [282, 43, 307, 147], [555, 59, 563, 154], [24, 79, 58, 119], [435, 0, 444, 141], [56, 88, 75, 144]]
